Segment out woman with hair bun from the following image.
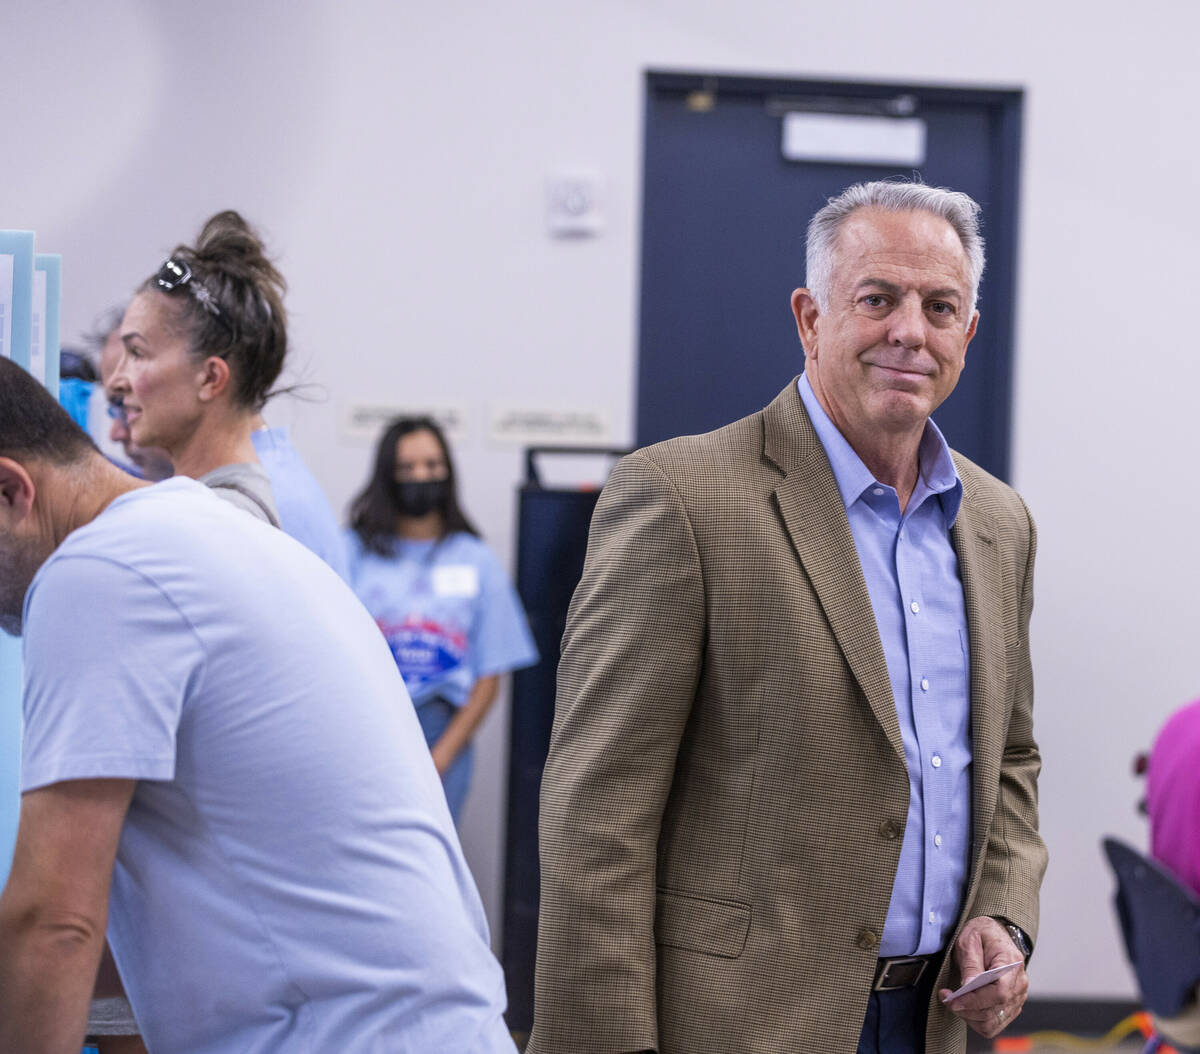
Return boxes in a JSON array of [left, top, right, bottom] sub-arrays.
[[110, 211, 346, 576], [345, 417, 537, 822]]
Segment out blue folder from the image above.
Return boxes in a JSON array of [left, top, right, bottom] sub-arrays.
[[0, 230, 35, 369], [0, 231, 37, 888], [34, 253, 62, 395]]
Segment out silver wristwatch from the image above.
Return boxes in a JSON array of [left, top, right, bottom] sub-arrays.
[[1004, 922, 1032, 964]]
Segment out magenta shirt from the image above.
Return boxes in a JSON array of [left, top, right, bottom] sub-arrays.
[[1147, 697, 1200, 897]]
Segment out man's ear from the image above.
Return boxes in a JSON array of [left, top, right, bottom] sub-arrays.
[[791, 288, 821, 358], [962, 310, 980, 360], [196, 356, 232, 403], [0, 457, 36, 524]]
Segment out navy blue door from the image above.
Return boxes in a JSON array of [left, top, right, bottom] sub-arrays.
[[637, 72, 1023, 480]]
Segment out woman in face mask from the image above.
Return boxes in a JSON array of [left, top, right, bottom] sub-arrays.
[[345, 417, 537, 822]]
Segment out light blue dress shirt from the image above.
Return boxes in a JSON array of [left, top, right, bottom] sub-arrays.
[[798, 374, 971, 956]]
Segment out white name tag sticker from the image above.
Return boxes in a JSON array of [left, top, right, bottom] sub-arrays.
[[432, 565, 479, 598]]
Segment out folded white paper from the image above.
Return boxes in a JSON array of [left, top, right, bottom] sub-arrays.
[[940, 960, 1022, 1003]]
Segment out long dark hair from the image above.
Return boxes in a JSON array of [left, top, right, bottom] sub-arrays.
[[139, 210, 288, 411], [349, 417, 478, 555]]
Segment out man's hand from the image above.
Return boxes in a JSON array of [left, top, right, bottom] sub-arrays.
[[938, 916, 1029, 1038]]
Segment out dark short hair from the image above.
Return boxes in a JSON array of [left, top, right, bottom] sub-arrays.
[[0, 357, 98, 464], [349, 416, 478, 555], [138, 210, 288, 411]]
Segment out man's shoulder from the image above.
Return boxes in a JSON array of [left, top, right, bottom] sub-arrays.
[[57, 481, 204, 557], [35, 485, 212, 598], [951, 451, 1034, 535], [627, 407, 769, 484], [50, 479, 301, 598]]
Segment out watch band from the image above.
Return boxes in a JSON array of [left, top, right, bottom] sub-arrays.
[[1004, 922, 1032, 963]]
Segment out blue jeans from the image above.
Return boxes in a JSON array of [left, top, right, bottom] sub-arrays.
[[856, 964, 937, 1054], [416, 697, 474, 823]]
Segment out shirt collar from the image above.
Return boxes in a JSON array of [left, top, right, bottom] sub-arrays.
[[797, 372, 962, 526]]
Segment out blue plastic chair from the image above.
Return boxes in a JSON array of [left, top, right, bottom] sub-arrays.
[[1104, 837, 1200, 1054]]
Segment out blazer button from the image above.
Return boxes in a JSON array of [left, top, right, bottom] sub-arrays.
[[856, 928, 880, 951], [879, 819, 902, 841]]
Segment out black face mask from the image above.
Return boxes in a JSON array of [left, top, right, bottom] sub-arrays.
[[392, 479, 450, 518]]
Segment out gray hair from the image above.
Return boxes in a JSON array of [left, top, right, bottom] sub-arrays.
[[805, 180, 985, 316], [84, 304, 127, 352]]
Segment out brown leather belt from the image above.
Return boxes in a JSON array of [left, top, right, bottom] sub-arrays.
[[873, 954, 938, 991]]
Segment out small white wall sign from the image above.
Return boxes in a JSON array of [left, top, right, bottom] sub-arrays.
[[488, 405, 612, 446], [341, 402, 467, 443]]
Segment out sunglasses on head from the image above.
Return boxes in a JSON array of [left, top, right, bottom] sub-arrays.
[[154, 257, 233, 332]]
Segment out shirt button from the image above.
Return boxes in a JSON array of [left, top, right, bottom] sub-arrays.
[[910, 601, 920, 614], [872, 487, 884, 497], [856, 928, 880, 951], [934, 833, 943, 848], [920, 677, 930, 692], [929, 911, 936, 924], [931, 754, 942, 769]]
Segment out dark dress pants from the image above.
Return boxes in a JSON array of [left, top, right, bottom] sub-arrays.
[[856, 967, 938, 1054]]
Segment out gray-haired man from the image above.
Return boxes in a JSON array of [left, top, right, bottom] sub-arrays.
[[531, 181, 1046, 1054]]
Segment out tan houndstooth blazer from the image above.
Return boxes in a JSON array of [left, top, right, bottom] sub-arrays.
[[529, 379, 1047, 1054]]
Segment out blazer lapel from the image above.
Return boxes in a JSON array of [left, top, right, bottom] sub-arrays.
[[763, 381, 904, 764], [950, 479, 1007, 849]]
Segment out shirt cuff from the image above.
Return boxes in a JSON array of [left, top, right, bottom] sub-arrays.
[[21, 753, 175, 793]]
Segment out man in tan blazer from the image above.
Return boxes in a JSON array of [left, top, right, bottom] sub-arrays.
[[530, 180, 1047, 1054]]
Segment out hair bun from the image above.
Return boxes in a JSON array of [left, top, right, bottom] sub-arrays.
[[192, 210, 287, 294]]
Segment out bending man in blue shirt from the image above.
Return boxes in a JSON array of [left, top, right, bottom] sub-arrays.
[[0, 357, 515, 1054]]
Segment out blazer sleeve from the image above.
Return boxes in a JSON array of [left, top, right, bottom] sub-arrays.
[[529, 452, 705, 1054], [968, 500, 1049, 946]]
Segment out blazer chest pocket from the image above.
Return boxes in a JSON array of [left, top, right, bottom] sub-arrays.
[[655, 888, 751, 959]]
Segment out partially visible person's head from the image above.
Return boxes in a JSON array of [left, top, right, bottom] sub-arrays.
[[0, 357, 99, 634], [107, 210, 288, 460], [349, 417, 478, 554], [94, 307, 173, 481], [805, 180, 986, 315], [57, 348, 99, 432]]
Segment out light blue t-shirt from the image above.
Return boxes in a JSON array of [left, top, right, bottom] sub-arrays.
[[21, 479, 515, 1054], [252, 426, 350, 581], [345, 531, 537, 708]]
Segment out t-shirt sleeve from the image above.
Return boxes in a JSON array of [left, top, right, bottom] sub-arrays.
[[470, 546, 538, 678], [20, 555, 204, 792]]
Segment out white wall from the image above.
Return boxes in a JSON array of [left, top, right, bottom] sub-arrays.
[[6, 0, 1199, 1001]]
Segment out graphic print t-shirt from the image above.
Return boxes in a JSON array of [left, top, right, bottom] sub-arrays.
[[344, 531, 538, 707]]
